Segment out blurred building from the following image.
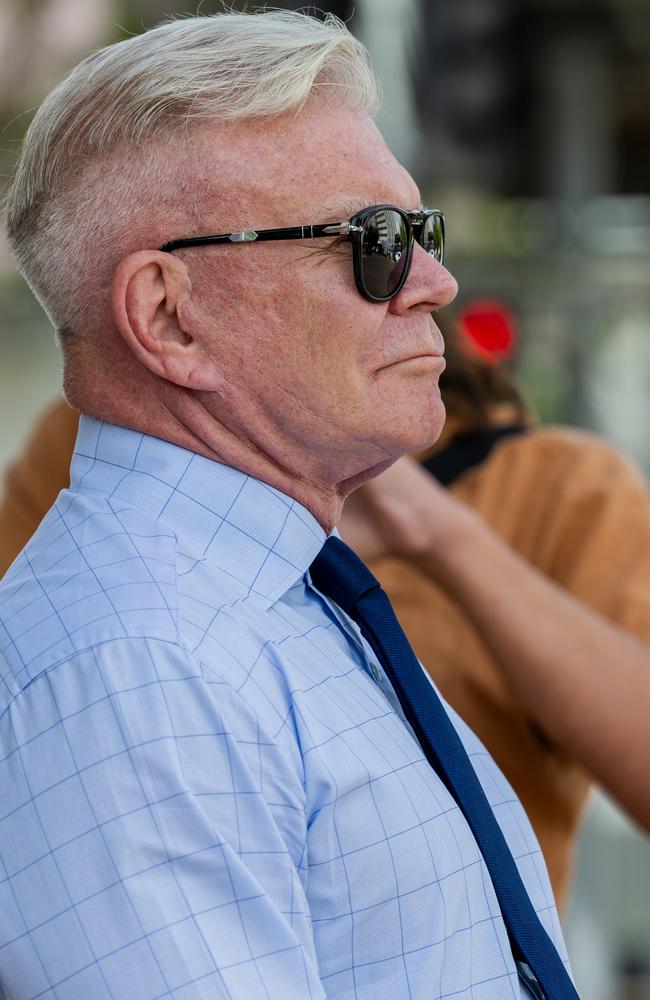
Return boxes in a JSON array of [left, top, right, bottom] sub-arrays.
[[406, 0, 650, 475], [410, 0, 650, 201]]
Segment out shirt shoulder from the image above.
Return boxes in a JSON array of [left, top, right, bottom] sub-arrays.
[[465, 423, 643, 485], [453, 423, 648, 526], [520, 424, 644, 473], [0, 488, 180, 706]]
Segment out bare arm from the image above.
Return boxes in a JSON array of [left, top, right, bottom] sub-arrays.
[[340, 456, 650, 831]]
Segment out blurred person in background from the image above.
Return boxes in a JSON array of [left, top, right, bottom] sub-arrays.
[[341, 310, 650, 910]]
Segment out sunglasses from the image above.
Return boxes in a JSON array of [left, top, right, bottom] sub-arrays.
[[160, 204, 445, 303]]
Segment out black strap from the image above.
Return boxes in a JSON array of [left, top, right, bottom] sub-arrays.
[[423, 424, 528, 486]]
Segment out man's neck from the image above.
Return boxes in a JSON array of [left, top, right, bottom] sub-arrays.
[[83, 390, 348, 533]]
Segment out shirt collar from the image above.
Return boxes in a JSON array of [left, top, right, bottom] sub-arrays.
[[70, 417, 327, 604]]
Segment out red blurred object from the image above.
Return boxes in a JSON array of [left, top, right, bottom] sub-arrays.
[[458, 299, 517, 365]]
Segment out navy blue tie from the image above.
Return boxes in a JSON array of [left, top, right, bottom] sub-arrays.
[[310, 535, 579, 1000]]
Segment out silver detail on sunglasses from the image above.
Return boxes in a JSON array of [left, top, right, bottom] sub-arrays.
[[229, 231, 259, 242]]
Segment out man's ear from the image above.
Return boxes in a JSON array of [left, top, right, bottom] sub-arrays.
[[111, 250, 219, 389]]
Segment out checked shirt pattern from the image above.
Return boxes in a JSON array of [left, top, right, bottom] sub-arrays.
[[0, 417, 567, 999]]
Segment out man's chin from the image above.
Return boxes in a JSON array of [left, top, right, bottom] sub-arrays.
[[399, 399, 446, 457]]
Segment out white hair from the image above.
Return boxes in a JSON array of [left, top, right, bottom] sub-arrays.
[[5, 10, 379, 337]]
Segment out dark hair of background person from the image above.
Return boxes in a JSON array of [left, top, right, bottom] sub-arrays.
[[437, 315, 532, 431]]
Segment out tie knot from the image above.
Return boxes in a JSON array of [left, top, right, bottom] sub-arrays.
[[309, 535, 381, 616]]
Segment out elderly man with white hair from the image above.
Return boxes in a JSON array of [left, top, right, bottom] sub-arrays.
[[0, 11, 577, 1000]]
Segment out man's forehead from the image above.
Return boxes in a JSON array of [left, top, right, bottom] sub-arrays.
[[193, 183, 423, 229], [190, 112, 422, 225]]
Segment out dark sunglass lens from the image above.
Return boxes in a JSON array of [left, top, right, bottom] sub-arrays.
[[422, 213, 444, 263], [361, 209, 409, 298]]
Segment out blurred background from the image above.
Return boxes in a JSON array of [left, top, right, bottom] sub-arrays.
[[0, 0, 649, 994]]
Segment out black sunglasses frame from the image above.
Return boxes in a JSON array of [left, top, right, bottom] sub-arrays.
[[160, 205, 445, 303]]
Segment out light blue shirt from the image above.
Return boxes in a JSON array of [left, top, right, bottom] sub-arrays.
[[0, 417, 568, 999]]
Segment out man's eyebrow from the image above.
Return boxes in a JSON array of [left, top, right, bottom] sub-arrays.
[[319, 197, 424, 220], [319, 197, 375, 220]]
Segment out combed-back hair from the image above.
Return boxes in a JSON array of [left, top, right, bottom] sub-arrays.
[[5, 10, 379, 337]]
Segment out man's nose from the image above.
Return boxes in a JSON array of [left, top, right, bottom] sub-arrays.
[[387, 242, 458, 315]]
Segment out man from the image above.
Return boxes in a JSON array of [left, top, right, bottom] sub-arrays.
[[0, 11, 570, 999]]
